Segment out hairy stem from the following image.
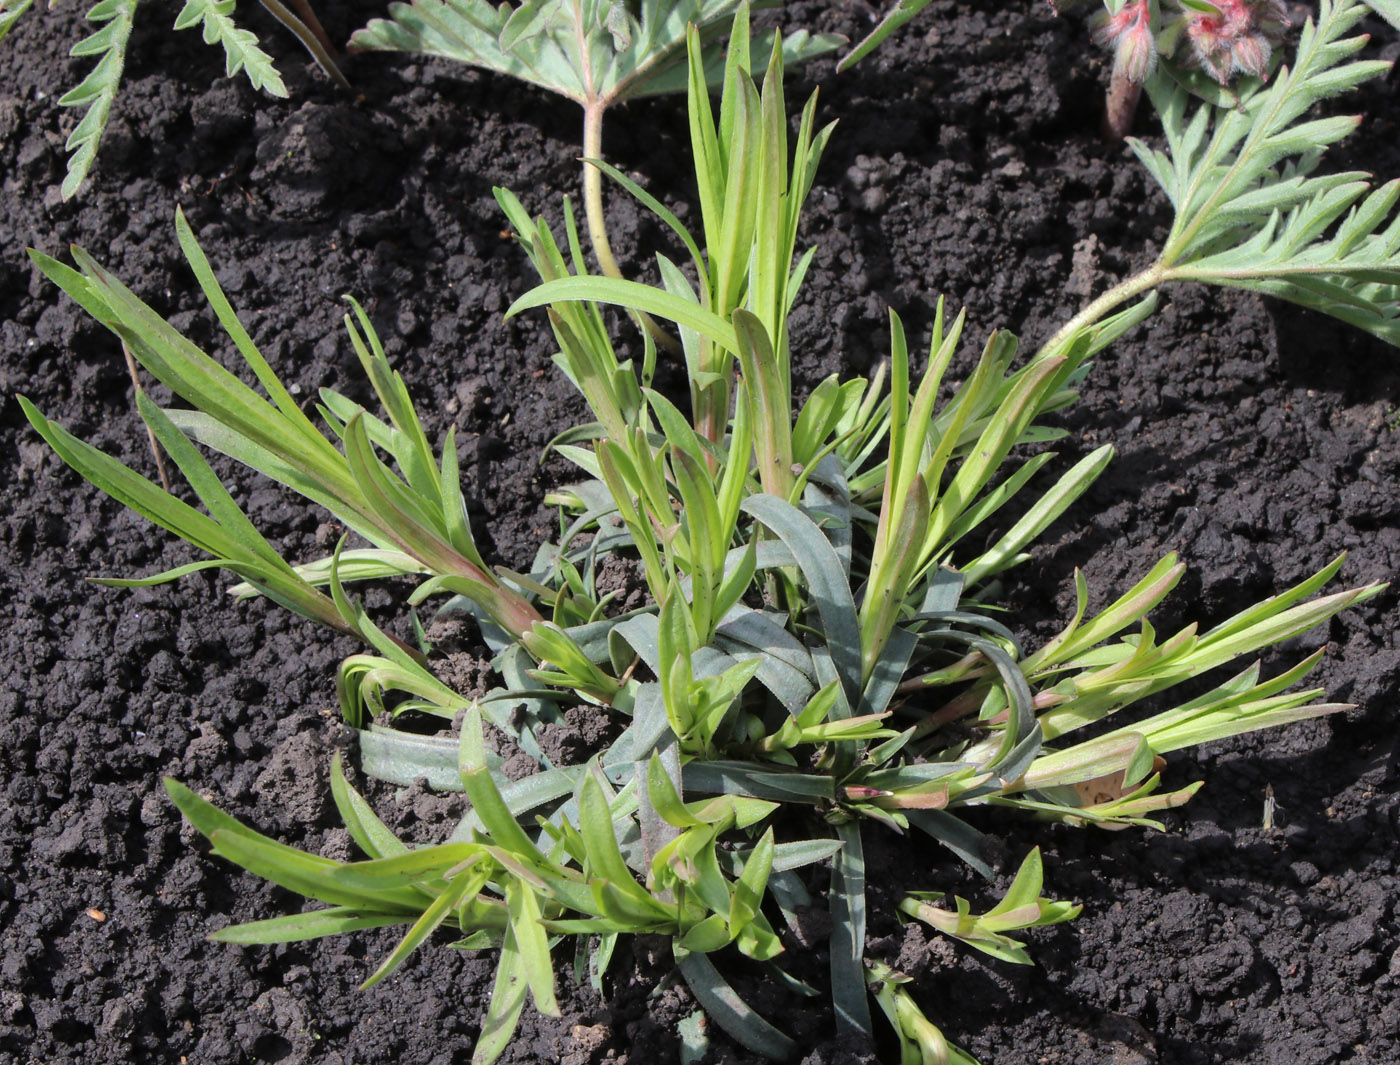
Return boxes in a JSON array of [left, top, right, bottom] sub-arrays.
[[1037, 262, 1166, 360], [1102, 70, 1142, 142]]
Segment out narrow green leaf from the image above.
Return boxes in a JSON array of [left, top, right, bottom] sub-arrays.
[[329, 753, 410, 861], [505, 879, 559, 1015], [209, 829, 424, 912], [729, 828, 774, 937], [675, 949, 796, 1059], [829, 822, 871, 1037], [459, 709, 552, 867], [579, 771, 664, 915], [0, 0, 35, 43], [733, 310, 795, 499], [508, 277, 739, 354], [740, 494, 862, 706], [330, 845, 482, 891], [679, 913, 732, 953], [211, 907, 409, 944], [647, 755, 702, 829], [474, 939, 531, 1065], [362, 872, 475, 988], [838, 0, 935, 71]]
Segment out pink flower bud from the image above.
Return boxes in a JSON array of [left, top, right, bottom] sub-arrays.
[[1185, 17, 1221, 59], [1231, 34, 1271, 79], [1116, 24, 1159, 81], [1172, 0, 1291, 84], [1092, 0, 1159, 84]]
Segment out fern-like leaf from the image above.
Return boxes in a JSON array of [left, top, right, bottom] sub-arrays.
[[350, 0, 552, 94], [1135, 0, 1400, 345], [1172, 178, 1400, 345], [58, 0, 139, 201], [173, 0, 288, 97]]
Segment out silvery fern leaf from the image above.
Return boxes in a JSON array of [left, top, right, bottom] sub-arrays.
[[1139, 0, 1388, 257], [58, 0, 138, 201], [350, 0, 841, 108], [0, 0, 36, 44], [1134, 0, 1400, 345], [350, 0, 565, 96], [173, 0, 289, 97], [1171, 178, 1400, 345], [1362, 0, 1400, 31]]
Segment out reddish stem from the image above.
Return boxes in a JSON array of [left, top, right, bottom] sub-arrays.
[[1103, 70, 1143, 142]]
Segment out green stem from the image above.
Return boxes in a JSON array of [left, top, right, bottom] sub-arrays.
[[284, 0, 339, 60], [582, 102, 624, 281], [1036, 262, 1166, 361], [121, 341, 171, 493], [582, 103, 683, 355]]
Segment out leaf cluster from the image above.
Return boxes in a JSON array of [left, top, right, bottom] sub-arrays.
[[21, 4, 1394, 1064]]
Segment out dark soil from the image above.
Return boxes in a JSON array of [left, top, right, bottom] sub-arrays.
[[3, 2, 1400, 1064]]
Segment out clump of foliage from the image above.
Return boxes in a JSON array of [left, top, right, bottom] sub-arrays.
[[20, 1, 1397, 1061], [1, 0, 346, 199]]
